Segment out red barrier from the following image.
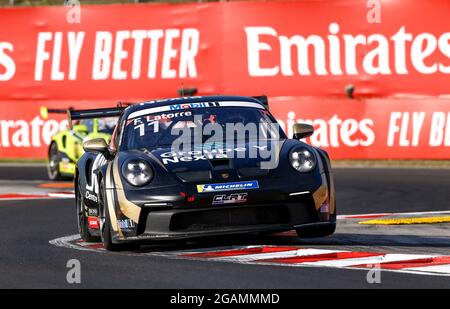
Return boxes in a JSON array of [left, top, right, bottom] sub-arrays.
[[0, 100, 113, 158], [270, 97, 450, 159], [0, 1, 448, 99], [0, 1, 449, 159], [0, 3, 220, 100], [0, 97, 449, 159]]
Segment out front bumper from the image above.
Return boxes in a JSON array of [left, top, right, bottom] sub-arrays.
[[107, 158, 335, 243], [59, 161, 76, 177], [112, 186, 335, 243], [145, 200, 314, 234]]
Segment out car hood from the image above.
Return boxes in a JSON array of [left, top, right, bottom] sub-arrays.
[[139, 140, 288, 182]]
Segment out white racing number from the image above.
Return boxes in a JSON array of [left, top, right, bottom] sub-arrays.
[[132, 111, 192, 137], [134, 120, 160, 137]]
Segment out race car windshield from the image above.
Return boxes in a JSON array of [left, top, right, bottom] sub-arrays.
[[122, 106, 285, 150], [98, 117, 118, 134], [79, 118, 117, 134]]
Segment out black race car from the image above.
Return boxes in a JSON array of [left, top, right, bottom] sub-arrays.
[[74, 96, 336, 251]]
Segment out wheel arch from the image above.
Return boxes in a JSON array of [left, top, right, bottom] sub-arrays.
[[47, 140, 59, 158], [74, 167, 79, 193], [96, 162, 110, 215], [48, 131, 67, 154], [315, 148, 332, 174]]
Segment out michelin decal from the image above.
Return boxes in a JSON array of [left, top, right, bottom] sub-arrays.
[[197, 181, 259, 193]]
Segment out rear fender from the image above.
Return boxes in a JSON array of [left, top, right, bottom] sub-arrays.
[[49, 131, 82, 163], [49, 131, 67, 153]]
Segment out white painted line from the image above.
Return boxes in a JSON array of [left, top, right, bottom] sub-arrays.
[[172, 245, 262, 256], [338, 213, 393, 219], [302, 254, 435, 268], [402, 264, 450, 275], [0, 197, 53, 201], [389, 210, 450, 216], [47, 193, 75, 198], [49, 235, 95, 253], [0, 196, 73, 201]]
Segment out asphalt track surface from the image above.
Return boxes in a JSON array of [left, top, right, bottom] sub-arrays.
[[0, 165, 449, 288]]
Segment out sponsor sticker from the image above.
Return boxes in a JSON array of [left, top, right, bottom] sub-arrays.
[[88, 208, 98, 216], [213, 193, 248, 205], [159, 145, 270, 165], [169, 102, 217, 110], [197, 180, 259, 193], [127, 101, 264, 120], [87, 217, 99, 229], [85, 191, 98, 203], [117, 219, 136, 229]]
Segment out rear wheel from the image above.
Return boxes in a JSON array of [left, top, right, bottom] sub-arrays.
[[99, 179, 139, 251], [76, 178, 100, 242], [47, 143, 63, 180]]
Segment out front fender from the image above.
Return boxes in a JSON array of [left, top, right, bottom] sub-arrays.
[[77, 152, 108, 211]]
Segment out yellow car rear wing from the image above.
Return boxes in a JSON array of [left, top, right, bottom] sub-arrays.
[[40, 106, 73, 120]]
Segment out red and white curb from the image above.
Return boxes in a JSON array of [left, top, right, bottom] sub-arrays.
[[49, 235, 450, 277], [0, 192, 75, 200]]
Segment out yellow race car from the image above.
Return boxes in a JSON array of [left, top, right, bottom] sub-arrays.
[[40, 107, 117, 180]]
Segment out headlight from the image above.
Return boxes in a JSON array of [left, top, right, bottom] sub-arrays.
[[122, 159, 154, 186], [289, 147, 316, 172]]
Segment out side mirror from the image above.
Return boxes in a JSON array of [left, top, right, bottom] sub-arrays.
[[83, 138, 110, 157], [293, 123, 314, 139]]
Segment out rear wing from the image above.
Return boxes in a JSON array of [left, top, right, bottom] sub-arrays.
[[67, 107, 125, 124], [40, 106, 73, 120], [41, 103, 133, 128], [68, 101, 136, 123], [252, 95, 269, 110]]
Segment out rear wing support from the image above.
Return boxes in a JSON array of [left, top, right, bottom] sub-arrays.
[[252, 95, 269, 110]]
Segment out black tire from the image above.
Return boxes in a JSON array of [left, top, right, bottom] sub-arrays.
[[76, 178, 100, 242], [47, 142, 63, 181], [295, 223, 336, 238], [99, 179, 139, 251]]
